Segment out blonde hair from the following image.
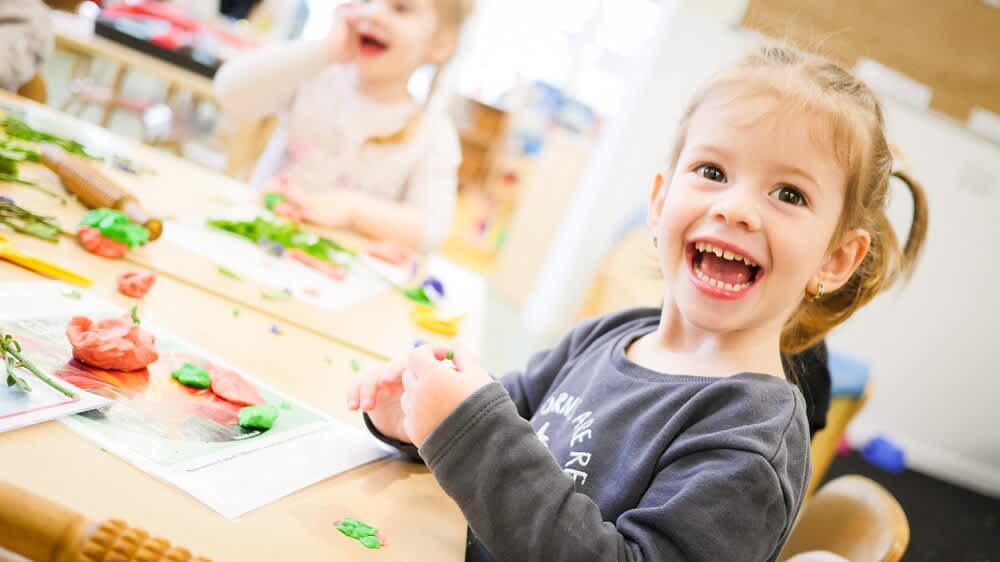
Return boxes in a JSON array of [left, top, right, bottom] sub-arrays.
[[667, 43, 929, 354], [367, 0, 474, 146], [434, 0, 475, 31]]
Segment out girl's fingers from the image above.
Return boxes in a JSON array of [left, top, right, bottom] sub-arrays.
[[426, 343, 476, 372], [357, 374, 379, 412], [346, 381, 361, 410], [378, 359, 406, 385], [407, 345, 447, 379]]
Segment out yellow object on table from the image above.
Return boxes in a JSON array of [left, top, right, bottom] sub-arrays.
[[0, 233, 92, 287], [410, 303, 464, 336]]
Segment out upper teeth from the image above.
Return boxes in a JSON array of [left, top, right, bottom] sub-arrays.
[[695, 241, 757, 267]]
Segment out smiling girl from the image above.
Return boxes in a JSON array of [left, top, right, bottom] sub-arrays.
[[214, 0, 473, 251], [348, 43, 929, 561]]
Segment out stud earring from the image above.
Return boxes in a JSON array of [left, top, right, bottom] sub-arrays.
[[811, 282, 825, 302]]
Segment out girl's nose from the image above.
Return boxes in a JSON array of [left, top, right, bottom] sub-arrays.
[[708, 183, 762, 231]]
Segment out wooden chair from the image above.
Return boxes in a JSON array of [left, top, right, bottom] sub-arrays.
[[16, 73, 47, 104], [779, 475, 910, 562], [0, 481, 210, 562], [807, 381, 871, 497]]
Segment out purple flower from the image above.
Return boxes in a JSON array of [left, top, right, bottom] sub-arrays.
[[0, 196, 14, 205], [271, 324, 282, 335], [412, 339, 426, 348]]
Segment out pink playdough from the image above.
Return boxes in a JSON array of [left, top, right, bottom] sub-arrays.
[[65, 315, 159, 371], [117, 270, 157, 298], [78, 227, 128, 259], [285, 248, 347, 280], [367, 241, 415, 267]]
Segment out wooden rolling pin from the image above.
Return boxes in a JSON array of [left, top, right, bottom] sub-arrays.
[[0, 481, 210, 561], [39, 145, 163, 241]]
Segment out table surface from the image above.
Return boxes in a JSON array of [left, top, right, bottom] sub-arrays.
[[0, 93, 469, 560], [0, 92, 475, 361]]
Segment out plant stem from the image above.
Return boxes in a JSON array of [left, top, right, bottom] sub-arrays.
[[5, 346, 77, 399]]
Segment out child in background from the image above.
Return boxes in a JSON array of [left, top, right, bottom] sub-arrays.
[[214, 0, 473, 251], [348, 42, 929, 561]]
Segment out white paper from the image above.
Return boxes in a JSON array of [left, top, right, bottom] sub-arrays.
[[0, 282, 392, 518], [163, 209, 411, 311], [0, 380, 108, 435]]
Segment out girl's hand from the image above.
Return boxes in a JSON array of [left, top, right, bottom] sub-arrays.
[[327, 3, 359, 64], [261, 177, 305, 222], [400, 345, 493, 447], [290, 189, 359, 229], [346, 359, 409, 443]]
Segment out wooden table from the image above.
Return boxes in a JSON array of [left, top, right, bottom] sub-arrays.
[[0, 92, 472, 361], [0, 253, 466, 560]]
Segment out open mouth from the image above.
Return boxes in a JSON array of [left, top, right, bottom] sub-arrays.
[[688, 240, 763, 297], [359, 33, 389, 56]]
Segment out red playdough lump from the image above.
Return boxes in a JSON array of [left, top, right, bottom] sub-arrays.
[[65, 315, 159, 371], [78, 226, 128, 259], [117, 270, 157, 298], [209, 366, 264, 406], [367, 241, 414, 267], [285, 248, 346, 280]]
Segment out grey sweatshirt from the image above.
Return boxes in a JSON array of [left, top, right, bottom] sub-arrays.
[[0, 0, 53, 91], [369, 308, 811, 561]]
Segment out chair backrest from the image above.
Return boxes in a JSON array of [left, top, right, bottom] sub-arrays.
[[16, 74, 47, 104], [0, 481, 210, 562], [779, 475, 909, 562]]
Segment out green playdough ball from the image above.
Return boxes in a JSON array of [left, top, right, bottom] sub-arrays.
[[238, 403, 280, 430], [170, 363, 211, 388]]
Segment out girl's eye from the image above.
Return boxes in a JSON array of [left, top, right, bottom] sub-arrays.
[[769, 185, 807, 207], [695, 164, 727, 183]]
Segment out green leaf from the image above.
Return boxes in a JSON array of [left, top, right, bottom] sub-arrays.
[[130, 305, 141, 325], [216, 266, 242, 280], [261, 289, 292, 301], [62, 289, 82, 300]]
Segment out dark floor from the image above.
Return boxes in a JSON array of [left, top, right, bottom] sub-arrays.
[[823, 452, 999, 562]]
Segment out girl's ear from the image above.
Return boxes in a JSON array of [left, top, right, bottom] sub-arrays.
[[647, 173, 666, 230], [812, 228, 871, 294]]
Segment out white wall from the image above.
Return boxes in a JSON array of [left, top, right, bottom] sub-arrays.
[[834, 101, 1000, 497], [527, 5, 1000, 496]]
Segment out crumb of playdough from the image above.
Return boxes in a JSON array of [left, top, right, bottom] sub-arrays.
[[171, 363, 211, 389], [117, 270, 156, 298], [65, 315, 158, 371], [336, 518, 382, 549], [238, 403, 280, 430], [279, 400, 291, 410], [351, 359, 361, 373]]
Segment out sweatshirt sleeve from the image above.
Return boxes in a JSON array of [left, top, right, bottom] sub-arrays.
[[419, 382, 807, 562], [0, 0, 53, 91], [213, 39, 330, 120]]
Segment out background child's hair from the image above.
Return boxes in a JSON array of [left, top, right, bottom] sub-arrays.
[[666, 43, 929, 354], [367, 0, 475, 146]]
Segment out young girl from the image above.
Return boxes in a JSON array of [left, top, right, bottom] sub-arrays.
[[214, 0, 473, 251], [348, 43, 929, 561]]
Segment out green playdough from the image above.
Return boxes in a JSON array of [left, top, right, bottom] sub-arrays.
[[238, 403, 280, 430], [402, 286, 432, 306], [336, 518, 381, 549], [263, 192, 286, 212], [80, 208, 150, 248], [170, 363, 211, 389], [359, 536, 381, 549]]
